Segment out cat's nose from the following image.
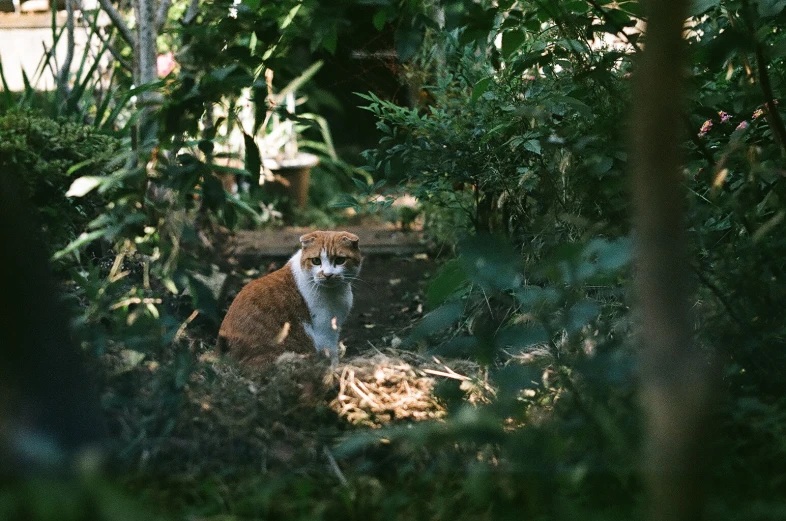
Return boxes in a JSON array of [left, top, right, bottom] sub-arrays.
[[324, 273, 335, 279]]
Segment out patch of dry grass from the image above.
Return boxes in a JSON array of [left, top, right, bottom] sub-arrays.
[[331, 349, 489, 427]]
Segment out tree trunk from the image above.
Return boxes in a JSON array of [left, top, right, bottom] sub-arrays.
[[133, 0, 160, 147], [0, 174, 105, 473], [631, 2, 713, 521]]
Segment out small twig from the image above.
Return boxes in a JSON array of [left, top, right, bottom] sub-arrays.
[[691, 265, 745, 327], [110, 297, 163, 309], [349, 380, 381, 408], [323, 446, 348, 487], [422, 368, 471, 381], [175, 310, 200, 340], [366, 340, 384, 355]]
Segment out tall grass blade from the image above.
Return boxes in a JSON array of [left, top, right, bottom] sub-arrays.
[[0, 60, 14, 107]]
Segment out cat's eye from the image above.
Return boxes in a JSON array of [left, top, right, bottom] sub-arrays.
[[310, 257, 322, 265], [334, 256, 346, 265]]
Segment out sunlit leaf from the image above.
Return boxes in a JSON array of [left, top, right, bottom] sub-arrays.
[[66, 176, 102, 197]]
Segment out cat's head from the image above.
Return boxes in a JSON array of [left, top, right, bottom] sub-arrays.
[[299, 231, 362, 287]]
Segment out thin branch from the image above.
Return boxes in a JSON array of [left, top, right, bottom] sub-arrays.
[[98, 26, 134, 72], [72, 0, 133, 71], [183, 0, 199, 25], [57, 0, 75, 100], [97, 0, 136, 48], [753, 42, 786, 156], [691, 265, 744, 327], [156, 0, 173, 32]]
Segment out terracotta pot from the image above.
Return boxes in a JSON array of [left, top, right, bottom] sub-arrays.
[[263, 153, 319, 209]]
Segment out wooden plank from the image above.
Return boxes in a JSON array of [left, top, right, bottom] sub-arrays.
[[230, 226, 426, 260]]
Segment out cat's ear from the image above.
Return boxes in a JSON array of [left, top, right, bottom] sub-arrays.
[[339, 232, 359, 249], [300, 232, 317, 248]]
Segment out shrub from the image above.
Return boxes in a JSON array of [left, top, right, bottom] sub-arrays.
[[0, 111, 123, 255]]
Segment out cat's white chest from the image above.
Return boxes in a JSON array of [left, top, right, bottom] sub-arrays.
[[302, 289, 352, 356], [290, 251, 354, 361]]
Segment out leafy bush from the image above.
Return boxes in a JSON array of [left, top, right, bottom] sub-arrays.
[[360, 26, 630, 250], [0, 111, 122, 254]]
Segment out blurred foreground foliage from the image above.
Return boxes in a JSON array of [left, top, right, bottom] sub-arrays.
[[3, 0, 786, 519]]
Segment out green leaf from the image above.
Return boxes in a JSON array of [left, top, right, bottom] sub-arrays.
[[587, 155, 613, 176], [566, 300, 600, 332], [459, 234, 523, 291], [757, 0, 786, 17], [426, 259, 468, 309], [496, 324, 550, 352], [372, 9, 387, 30], [395, 25, 423, 61], [118, 349, 145, 373], [322, 26, 338, 54], [523, 139, 541, 155], [210, 65, 239, 82], [352, 177, 369, 190], [407, 301, 464, 344], [502, 29, 527, 59], [690, 0, 720, 15], [329, 196, 360, 210], [0, 61, 14, 107], [187, 275, 219, 324], [243, 132, 261, 179], [276, 61, 324, 100], [52, 230, 106, 260], [471, 77, 493, 103], [515, 286, 560, 308], [584, 237, 632, 272]]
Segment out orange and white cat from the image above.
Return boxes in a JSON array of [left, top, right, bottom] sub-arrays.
[[217, 231, 361, 367]]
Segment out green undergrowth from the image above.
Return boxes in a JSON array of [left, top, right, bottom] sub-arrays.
[[94, 337, 640, 521]]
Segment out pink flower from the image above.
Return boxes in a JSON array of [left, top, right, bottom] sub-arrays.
[[157, 52, 176, 78], [753, 108, 764, 120], [699, 119, 713, 137], [736, 121, 749, 130], [719, 111, 731, 123]]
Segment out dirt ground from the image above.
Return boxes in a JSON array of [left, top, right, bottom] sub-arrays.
[[225, 250, 436, 357], [339, 254, 434, 354]]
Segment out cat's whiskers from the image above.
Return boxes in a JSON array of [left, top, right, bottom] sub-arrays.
[[341, 275, 372, 288]]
